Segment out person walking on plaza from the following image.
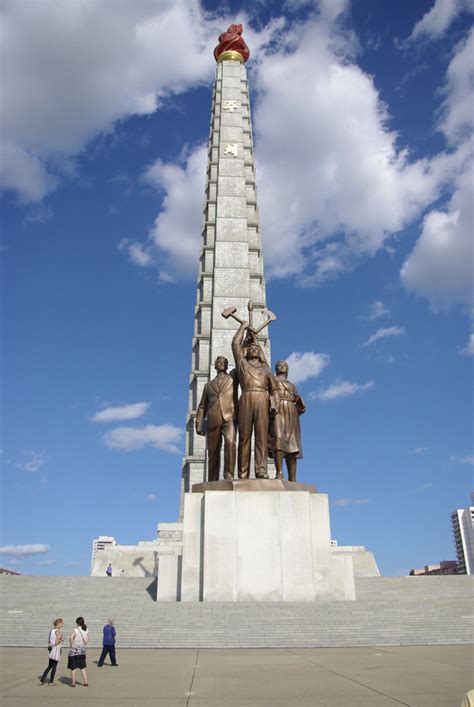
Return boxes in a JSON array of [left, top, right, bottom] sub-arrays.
[[67, 616, 89, 687], [97, 618, 118, 666], [106, 562, 112, 577], [39, 618, 64, 686]]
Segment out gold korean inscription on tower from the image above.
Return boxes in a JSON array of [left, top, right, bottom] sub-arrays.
[[223, 100, 239, 113], [224, 143, 238, 157]]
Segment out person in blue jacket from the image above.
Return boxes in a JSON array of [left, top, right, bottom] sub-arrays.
[[97, 619, 117, 667]]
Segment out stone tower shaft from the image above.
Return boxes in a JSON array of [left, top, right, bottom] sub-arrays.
[[180, 57, 271, 517]]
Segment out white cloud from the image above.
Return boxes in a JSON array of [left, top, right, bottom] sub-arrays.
[[0, 0, 223, 201], [401, 162, 473, 311], [147, 493, 157, 502], [333, 498, 370, 507], [450, 454, 474, 465], [362, 326, 405, 347], [144, 145, 208, 276], [252, 16, 444, 283], [102, 424, 183, 453], [91, 402, 150, 423], [407, 0, 474, 43], [0, 544, 50, 555], [16, 450, 46, 473], [122, 10, 450, 284], [0, 2, 284, 203], [118, 240, 154, 268], [119, 144, 208, 277], [364, 300, 391, 320], [459, 334, 474, 356], [438, 28, 474, 145], [408, 447, 430, 455], [3, 0, 470, 304], [36, 559, 56, 567], [285, 352, 330, 384], [0, 141, 57, 202], [401, 29, 474, 311], [312, 379, 374, 401]]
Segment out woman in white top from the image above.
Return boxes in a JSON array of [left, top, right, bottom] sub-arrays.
[[40, 618, 64, 686], [67, 616, 89, 687]]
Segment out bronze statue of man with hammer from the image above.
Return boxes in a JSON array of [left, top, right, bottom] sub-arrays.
[[229, 303, 278, 479]]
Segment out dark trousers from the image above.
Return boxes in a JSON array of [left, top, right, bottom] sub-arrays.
[[98, 645, 117, 666], [41, 658, 58, 683]]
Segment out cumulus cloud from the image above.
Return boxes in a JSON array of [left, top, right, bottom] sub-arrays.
[[90, 402, 150, 423], [362, 326, 405, 347], [401, 28, 474, 311], [120, 8, 450, 284], [407, 0, 474, 43], [408, 447, 430, 455], [459, 334, 474, 356], [16, 450, 46, 473], [311, 379, 374, 401], [0, 2, 284, 203], [401, 160, 473, 311], [118, 144, 208, 278], [0, 544, 50, 555], [147, 493, 157, 502], [144, 145, 208, 276], [333, 498, 370, 507], [3, 0, 471, 304], [118, 240, 154, 268], [102, 424, 183, 453], [285, 352, 330, 384], [252, 16, 444, 283], [438, 28, 474, 145], [0, 0, 222, 201], [450, 454, 474, 465]]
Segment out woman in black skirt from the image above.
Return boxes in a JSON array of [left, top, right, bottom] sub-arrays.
[[67, 616, 89, 687]]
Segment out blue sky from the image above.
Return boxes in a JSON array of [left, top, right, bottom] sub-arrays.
[[1, 0, 473, 577]]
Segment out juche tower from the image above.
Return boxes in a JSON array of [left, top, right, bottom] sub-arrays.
[[180, 25, 272, 515]]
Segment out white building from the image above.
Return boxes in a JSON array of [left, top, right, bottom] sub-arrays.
[[90, 536, 117, 573], [451, 507, 474, 574], [90, 527, 183, 578]]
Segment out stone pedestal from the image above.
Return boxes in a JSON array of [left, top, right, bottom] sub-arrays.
[[178, 485, 355, 602]]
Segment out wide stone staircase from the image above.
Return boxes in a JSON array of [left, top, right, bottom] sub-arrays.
[[1, 575, 472, 648]]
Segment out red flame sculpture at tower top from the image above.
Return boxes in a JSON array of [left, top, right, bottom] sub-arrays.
[[214, 24, 250, 63]]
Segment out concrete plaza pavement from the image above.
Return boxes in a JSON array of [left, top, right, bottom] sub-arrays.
[[1, 646, 472, 706]]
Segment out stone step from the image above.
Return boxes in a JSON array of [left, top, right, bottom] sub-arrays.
[[1, 575, 473, 648]]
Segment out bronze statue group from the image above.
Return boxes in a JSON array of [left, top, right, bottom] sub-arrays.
[[196, 311, 305, 483]]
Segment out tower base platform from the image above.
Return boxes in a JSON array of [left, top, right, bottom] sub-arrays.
[[158, 487, 355, 602]]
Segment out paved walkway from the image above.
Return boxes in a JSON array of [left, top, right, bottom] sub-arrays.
[[1, 646, 472, 706]]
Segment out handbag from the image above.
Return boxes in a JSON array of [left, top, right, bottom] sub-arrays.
[[68, 628, 86, 657]]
